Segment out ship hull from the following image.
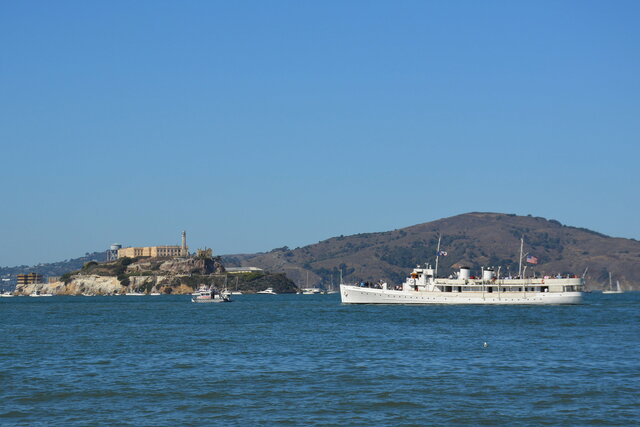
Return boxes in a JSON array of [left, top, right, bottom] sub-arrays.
[[340, 284, 583, 305]]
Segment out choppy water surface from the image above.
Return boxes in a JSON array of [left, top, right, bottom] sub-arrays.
[[1, 293, 639, 425]]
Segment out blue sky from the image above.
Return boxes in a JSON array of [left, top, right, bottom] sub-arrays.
[[1, 0, 639, 266]]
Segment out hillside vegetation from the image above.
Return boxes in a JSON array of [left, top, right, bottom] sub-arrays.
[[223, 212, 640, 291]]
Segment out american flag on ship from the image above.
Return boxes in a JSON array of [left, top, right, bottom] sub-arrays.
[[437, 250, 448, 256], [526, 255, 538, 264]]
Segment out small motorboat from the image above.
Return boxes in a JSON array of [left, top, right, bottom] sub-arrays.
[[257, 287, 277, 295], [191, 287, 231, 303], [29, 291, 53, 297]]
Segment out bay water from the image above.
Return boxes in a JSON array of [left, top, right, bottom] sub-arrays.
[[1, 293, 639, 425]]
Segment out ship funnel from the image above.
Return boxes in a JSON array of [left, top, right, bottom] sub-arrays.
[[482, 268, 495, 281], [459, 267, 471, 280]]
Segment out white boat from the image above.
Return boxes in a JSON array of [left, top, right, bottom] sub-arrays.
[[325, 277, 339, 294], [602, 272, 623, 294], [341, 264, 584, 305], [191, 287, 231, 303], [299, 272, 321, 294], [191, 285, 208, 296], [257, 287, 277, 294], [0, 290, 14, 298], [341, 235, 584, 305], [229, 277, 243, 294], [125, 291, 145, 296], [149, 292, 162, 296], [29, 291, 53, 297]]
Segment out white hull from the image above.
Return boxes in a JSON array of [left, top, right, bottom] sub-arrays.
[[603, 279, 623, 294], [191, 297, 230, 303], [340, 284, 583, 305]]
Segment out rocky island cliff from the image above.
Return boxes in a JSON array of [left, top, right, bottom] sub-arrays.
[[15, 255, 297, 295]]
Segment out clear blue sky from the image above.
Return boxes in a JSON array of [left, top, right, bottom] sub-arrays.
[[1, 1, 639, 267]]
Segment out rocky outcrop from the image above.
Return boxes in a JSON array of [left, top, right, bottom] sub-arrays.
[[14, 274, 186, 295], [15, 259, 296, 295], [124, 256, 225, 275], [16, 275, 121, 295]]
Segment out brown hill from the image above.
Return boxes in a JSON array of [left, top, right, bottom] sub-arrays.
[[222, 212, 640, 291]]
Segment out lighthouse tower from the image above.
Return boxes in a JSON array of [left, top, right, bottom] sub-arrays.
[[181, 231, 188, 257]]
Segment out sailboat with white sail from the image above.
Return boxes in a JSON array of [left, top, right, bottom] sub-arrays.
[[602, 272, 623, 294], [301, 271, 321, 294], [229, 276, 243, 295]]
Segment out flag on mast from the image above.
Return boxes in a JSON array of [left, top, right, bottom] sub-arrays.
[[437, 251, 448, 256], [526, 255, 538, 264]]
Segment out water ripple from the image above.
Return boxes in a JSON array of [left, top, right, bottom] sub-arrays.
[[1, 293, 639, 425]]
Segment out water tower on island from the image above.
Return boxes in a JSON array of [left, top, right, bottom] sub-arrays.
[[107, 244, 122, 262]]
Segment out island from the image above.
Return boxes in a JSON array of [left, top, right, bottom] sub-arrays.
[[14, 250, 297, 296]]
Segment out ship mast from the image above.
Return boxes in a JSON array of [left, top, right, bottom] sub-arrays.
[[518, 237, 524, 278], [435, 234, 442, 278]]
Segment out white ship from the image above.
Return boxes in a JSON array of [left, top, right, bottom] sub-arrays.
[[341, 265, 583, 305], [341, 236, 583, 305]]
